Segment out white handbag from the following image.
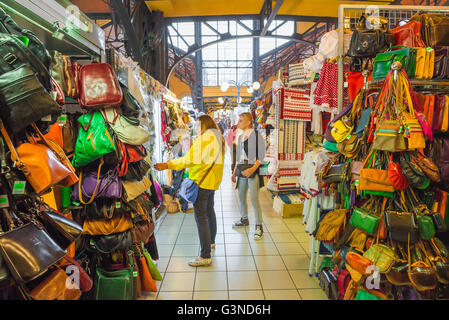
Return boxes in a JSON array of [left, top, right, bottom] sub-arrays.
[[102, 108, 150, 145]]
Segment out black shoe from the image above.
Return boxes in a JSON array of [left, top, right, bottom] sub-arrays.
[[233, 218, 249, 227]]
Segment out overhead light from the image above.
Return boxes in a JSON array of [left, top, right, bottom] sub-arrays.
[[220, 82, 230, 92], [252, 82, 260, 90], [218, 97, 224, 104], [247, 87, 254, 94]]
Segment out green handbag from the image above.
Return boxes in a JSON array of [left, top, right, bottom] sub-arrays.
[[94, 267, 134, 300], [417, 215, 436, 240], [355, 288, 388, 300], [372, 46, 410, 80], [349, 207, 380, 235], [319, 256, 333, 273], [72, 112, 117, 168], [363, 243, 396, 273], [406, 48, 417, 78], [143, 247, 162, 281], [323, 140, 338, 153]]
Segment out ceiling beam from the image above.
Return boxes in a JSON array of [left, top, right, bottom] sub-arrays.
[[165, 14, 337, 24], [260, 0, 284, 36]]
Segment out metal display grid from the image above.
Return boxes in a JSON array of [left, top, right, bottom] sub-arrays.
[[337, 4, 449, 112]]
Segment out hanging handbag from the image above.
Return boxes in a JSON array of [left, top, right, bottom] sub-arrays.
[[28, 267, 81, 300], [400, 155, 429, 190], [347, 21, 392, 58], [49, 51, 67, 95], [0, 120, 71, 195], [131, 218, 154, 245], [94, 266, 134, 300], [143, 246, 162, 281], [358, 150, 394, 197], [314, 209, 348, 243], [135, 246, 157, 292], [337, 134, 360, 159], [39, 209, 83, 250], [82, 214, 134, 236], [349, 207, 380, 235], [384, 210, 419, 244], [414, 47, 427, 79], [391, 20, 426, 48], [331, 116, 353, 143], [409, 151, 440, 183], [416, 215, 436, 240], [433, 47, 449, 79], [355, 288, 388, 300], [346, 251, 372, 275], [120, 84, 142, 125], [62, 56, 77, 99], [363, 243, 396, 273], [322, 162, 348, 184], [73, 158, 122, 205], [71, 112, 117, 168], [122, 176, 153, 202], [78, 63, 123, 109], [61, 255, 93, 292], [86, 230, 133, 254], [410, 12, 449, 48], [424, 47, 435, 79], [0, 222, 66, 284], [372, 46, 410, 80], [101, 108, 150, 146], [388, 154, 409, 190], [408, 238, 437, 292]]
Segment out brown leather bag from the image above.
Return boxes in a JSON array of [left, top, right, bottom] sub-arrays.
[[131, 219, 154, 244], [29, 268, 81, 300], [49, 51, 67, 96], [62, 55, 77, 98], [0, 119, 71, 195]]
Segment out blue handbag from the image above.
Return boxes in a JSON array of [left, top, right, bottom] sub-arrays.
[[355, 107, 371, 137], [178, 163, 216, 203]]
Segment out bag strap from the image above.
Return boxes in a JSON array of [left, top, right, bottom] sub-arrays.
[[78, 158, 104, 205], [0, 119, 25, 172]]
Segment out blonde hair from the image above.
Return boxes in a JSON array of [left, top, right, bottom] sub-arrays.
[[239, 112, 254, 128]]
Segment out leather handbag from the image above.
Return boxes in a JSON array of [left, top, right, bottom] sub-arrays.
[[431, 211, 447, 233], [410, 12, 449, 47], [388, 156, 408, 191], [331, 117, 353, 143], [424, 48, 435, 79], [349, 207, 380, 235], [62, 255, 93, 292], [62, 56, 77, 99], [440, 139, 449, 182], [434, 47, 449, 79], [73, 159, 122, 205], [355, 288, 388, 300], [350, 161, 363, 182], [314, 209, 348, 243], [400, 155, 429, 190], [363, 243, 396, 273], [0, 64, 61, 133], [29, 267, 81, 300], [441, 96, 449, 133], [373, 120, 407, 152], [0, 120, 71, 195], [414, 47, 427, 79], [131, 219, 154, 244], [347, 27, 392, 58], [384, 210, 419, 243], [71, 112, 117, 168], [416, 215, 436, 240], [86, 230, 133, 254], [94, 267, 134, 300], [49, 50, 67, 95], [123, 176, 152, 202], [391, 20, 426, 48], [409, 151, 440, 183], [346, 251, 372, 275], [135, 248, 157, 292], [39, 209, 83, 250], [46, 138, 78, 187], [408, 240, 437, 292], [372, 46, 410, 80], [358, 151, 394, 197], [82, 214, 134, 236], [120, 84, 142, 125], [102, 108, 150, 146], [143, 247, 162, 281], [0, 223, 66, 284], [337, 134, 360, 159], [318, 268, 338, 300], [322, 163, 348, 184], [78, 63, 123, 109]]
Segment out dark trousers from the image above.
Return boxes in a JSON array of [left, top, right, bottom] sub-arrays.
[[194, 188, 217, 259]]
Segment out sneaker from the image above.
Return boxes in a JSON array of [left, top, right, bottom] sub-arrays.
[[254, 225, 264, 240], [233, 218, 249, 227], [211, 243, 216, 249], [188, 257, 212, 267]]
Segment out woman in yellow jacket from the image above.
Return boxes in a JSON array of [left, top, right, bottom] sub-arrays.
[[154, 115, 225, 267]]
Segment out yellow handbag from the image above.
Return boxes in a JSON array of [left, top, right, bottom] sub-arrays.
[[414, 47, 426, 79], [345, 263, 363, 283], [401, 76, 426, 150], [82, 214, 134, 236], [363, 243, 396, 273], [424, 47, 435, 79], [442, 96, 449, 133], [331, 116, 354, 143], [122, 176, 152, 202]]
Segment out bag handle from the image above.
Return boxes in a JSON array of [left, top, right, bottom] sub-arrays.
[[0, 119, 28, 175], [78, 158, 104, 205]]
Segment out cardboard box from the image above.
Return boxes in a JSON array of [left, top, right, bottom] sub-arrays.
[[273, 196, 304, 218]]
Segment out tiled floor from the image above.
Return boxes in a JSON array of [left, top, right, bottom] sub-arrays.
[[143, 162, 327, 300]]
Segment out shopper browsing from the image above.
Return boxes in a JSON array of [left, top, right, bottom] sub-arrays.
[[232, 112, 266, 240], [154, 115, 225, 267]]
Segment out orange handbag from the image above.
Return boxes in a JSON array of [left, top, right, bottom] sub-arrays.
[[45, 123, 64, 149], [0, 120, 71, 195], [346, 251, 373, 275], [29, 268, 81, 300], [82, 214, 134, 236], [136, 247, 157, 292]]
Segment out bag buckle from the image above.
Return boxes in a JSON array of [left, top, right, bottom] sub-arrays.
[[3, 53, 17, 65]]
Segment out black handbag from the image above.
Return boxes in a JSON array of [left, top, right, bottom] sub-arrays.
[[39, 210, 83, 250], [0, 223, 66, 284], [86, 230, 133, 254], [384, 210, 419, 243], [322, 163, 348, 184], [318, 268, 339, 300], [120, 84, 142, 126], [431, 212, 448, 233]]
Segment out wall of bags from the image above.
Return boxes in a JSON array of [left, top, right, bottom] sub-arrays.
[[0, 5, 170, 298], [307, 11, 449, 300]]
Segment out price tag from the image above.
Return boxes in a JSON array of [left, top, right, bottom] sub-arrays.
[[344, 82, 349, 88], [0, 195, 9, 208], [90, 239, 95, 246], [41, 114, 52, 122], [12, 181, 26, 195], [58, 115, 67, 126], [133, 271, 138, 277], [355, 180, 359, 187], [72, 202, 80, 206], [116, 202, 121, 208]]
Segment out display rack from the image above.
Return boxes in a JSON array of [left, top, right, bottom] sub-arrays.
[[336, 4, 449, 112]]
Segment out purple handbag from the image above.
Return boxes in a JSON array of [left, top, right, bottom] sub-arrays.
[[72, 161, 122, 204]]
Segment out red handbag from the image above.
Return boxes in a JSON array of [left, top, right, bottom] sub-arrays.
[[61, 256, 93, 292], [388, 154, 408, 190], [78, 63, 122, 109], [391, 20, 426, 48], [117, 141, 147, 177], [51, 77, 65, 106]]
